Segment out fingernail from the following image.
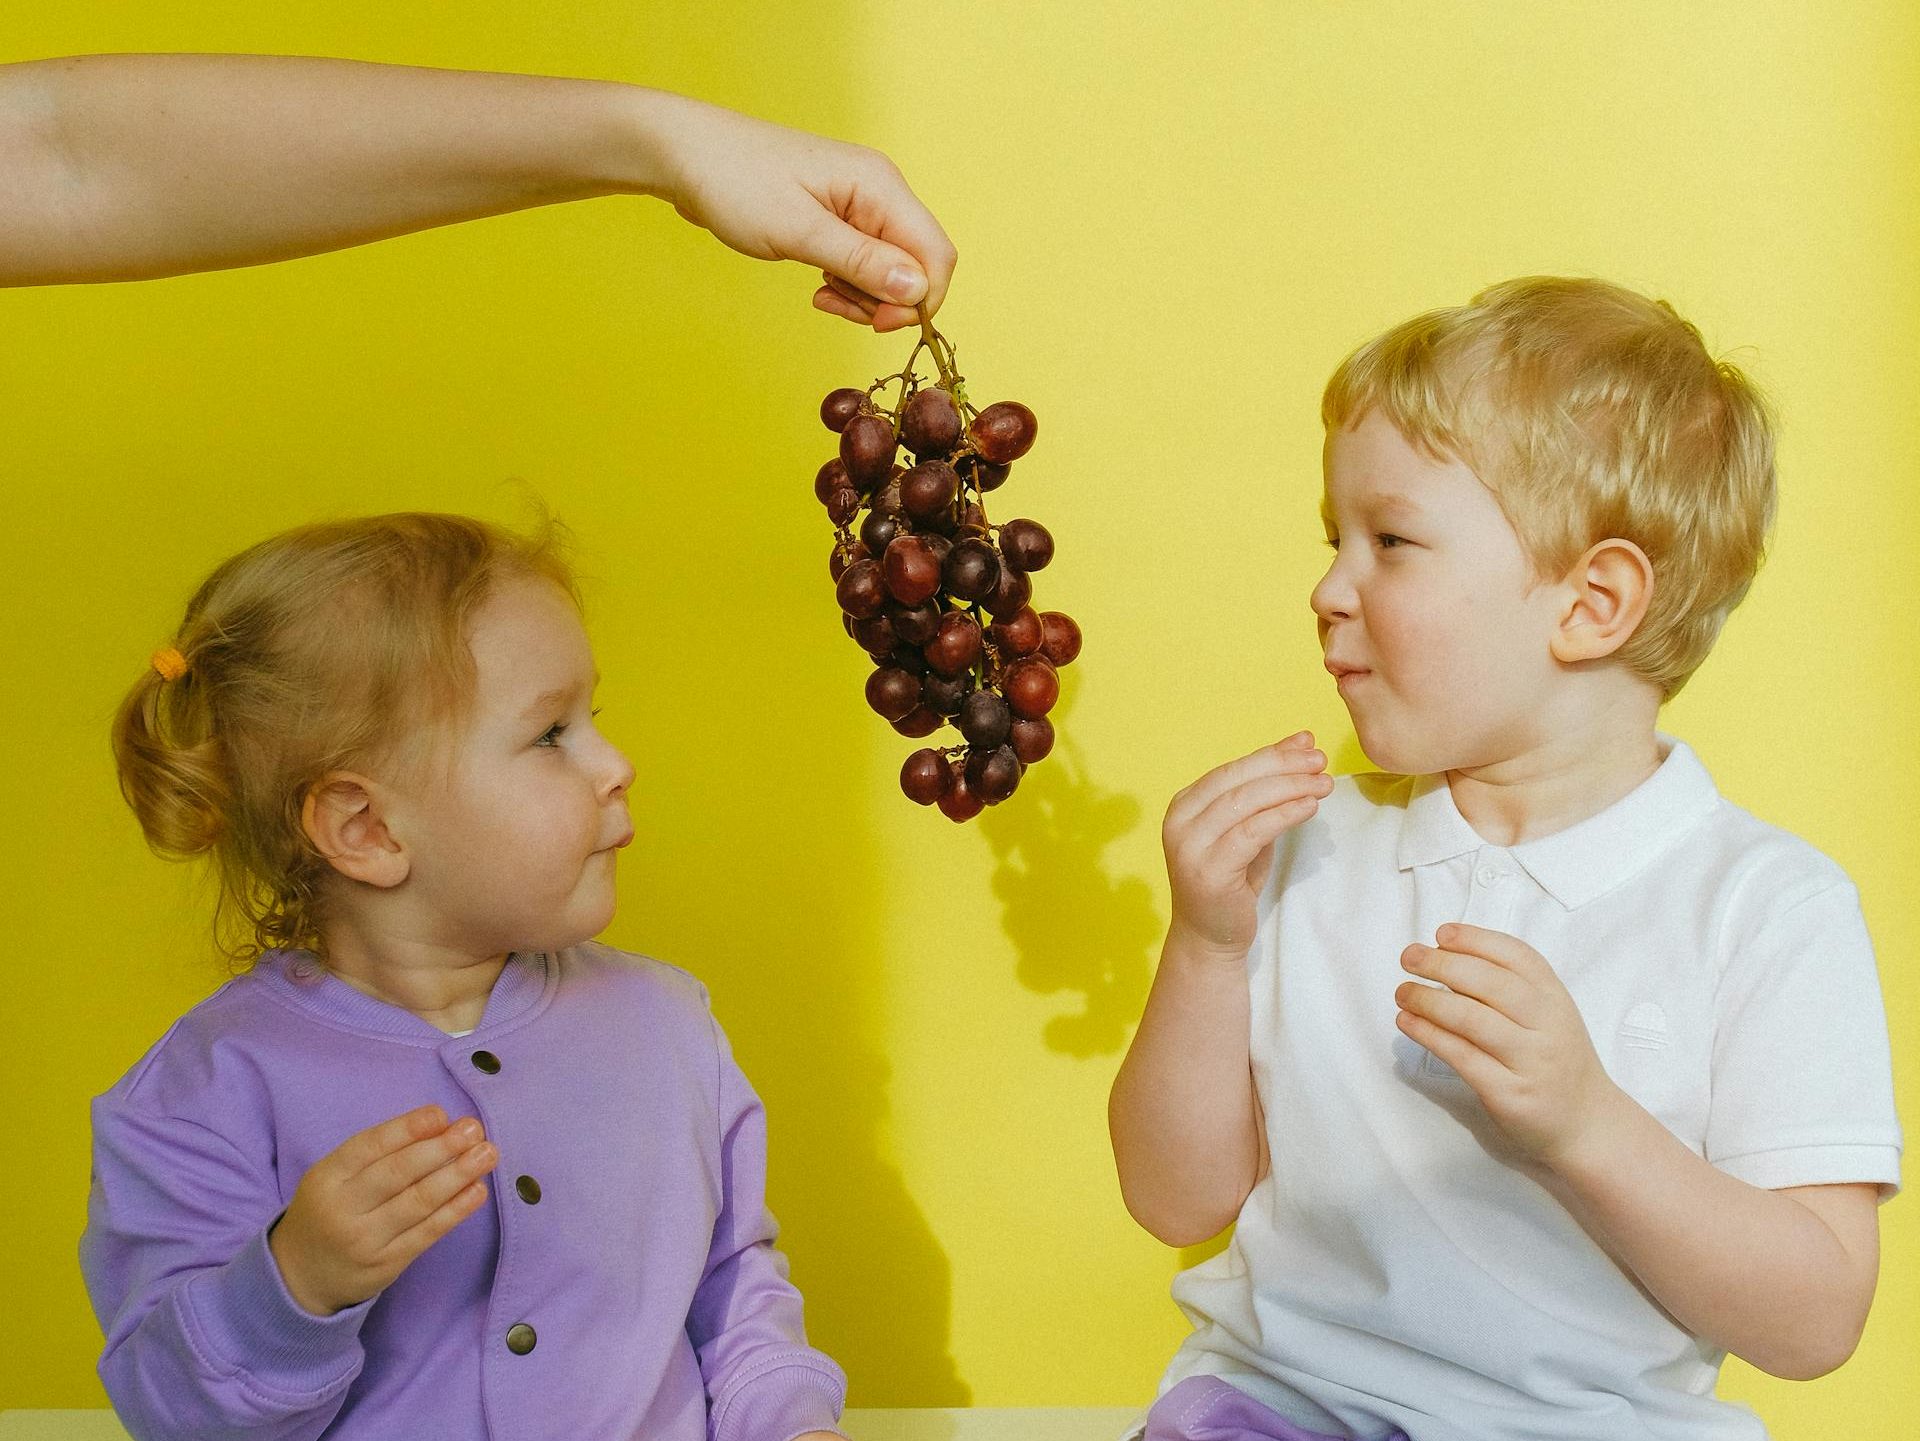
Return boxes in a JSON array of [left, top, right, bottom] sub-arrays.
[[884, 265, 925, 303]]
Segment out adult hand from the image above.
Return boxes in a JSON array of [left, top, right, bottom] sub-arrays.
[[648, 92, 957, 333], [268, 1103, 497, 1316]]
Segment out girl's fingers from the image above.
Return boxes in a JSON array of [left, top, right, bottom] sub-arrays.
[[369, 1139, 498, 1246], [326, 1104, 447, 1183], [384, 1178, 492, 1268], [823, 271, 879, 312], [351, 1118, 490, 1211]]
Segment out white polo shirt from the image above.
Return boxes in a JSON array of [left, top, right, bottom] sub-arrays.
[[1156, 734, 1901, 1441]]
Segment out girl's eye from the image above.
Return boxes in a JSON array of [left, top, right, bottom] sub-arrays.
[[536, 707, 602, 748]]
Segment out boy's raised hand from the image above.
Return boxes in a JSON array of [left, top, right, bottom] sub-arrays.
[[1162, 732, 1333, 959], [1395, 924, 1627, 1167], [268, 1103, 498, 1317]]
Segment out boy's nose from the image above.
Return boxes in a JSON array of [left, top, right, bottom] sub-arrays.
[[1310, 569, 1353, 624]]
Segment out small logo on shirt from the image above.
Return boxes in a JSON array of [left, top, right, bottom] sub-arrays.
[[1620, 1001, 1669, 1051]]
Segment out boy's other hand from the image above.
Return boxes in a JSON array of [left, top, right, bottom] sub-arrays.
[[649, 92, 956, 333], [268, 1103, 498, 1317], [1162, 732, 1333, 960], [1395, 923, 1628, 1166]]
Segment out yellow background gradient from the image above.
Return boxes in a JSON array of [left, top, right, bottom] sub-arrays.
[[3, 2, 1914, 1434]]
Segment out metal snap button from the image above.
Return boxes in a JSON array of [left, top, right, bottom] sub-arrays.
[[505, 1323, 536, 1355], [470, 1050, 501, 1074], [515, 1175, 542, 1205]]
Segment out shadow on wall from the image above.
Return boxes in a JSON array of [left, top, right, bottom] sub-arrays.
[[977, 672, 1160, 1058]]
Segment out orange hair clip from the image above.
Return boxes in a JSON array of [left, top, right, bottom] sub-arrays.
[[151, 646, 189, 682]]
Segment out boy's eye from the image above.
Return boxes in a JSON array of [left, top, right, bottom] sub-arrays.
[[1377, 534, 1408, 549]]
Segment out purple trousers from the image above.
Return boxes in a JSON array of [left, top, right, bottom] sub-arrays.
[[1144, 1377, 1410, 1441]]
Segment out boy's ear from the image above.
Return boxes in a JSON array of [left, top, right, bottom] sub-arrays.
[[300, 773, 410, 889], [1549, 538, 1654, 665]]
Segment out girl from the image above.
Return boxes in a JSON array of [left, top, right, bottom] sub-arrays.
[[84, 510, 847, 1440]]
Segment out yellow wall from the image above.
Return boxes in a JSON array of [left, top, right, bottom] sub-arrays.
[[3, 2, 1915, 1434]]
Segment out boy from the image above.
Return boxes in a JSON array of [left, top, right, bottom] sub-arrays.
[[1110, 277, 1901, 1440]]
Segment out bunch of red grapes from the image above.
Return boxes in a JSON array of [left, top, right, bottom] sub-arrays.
[[816, 315, 1080, 821]]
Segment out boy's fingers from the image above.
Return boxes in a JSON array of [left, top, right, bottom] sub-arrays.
[[1190, 770, 1329, 848], [1208, 795, 1318, 878], [1169, 739, 1322, 827]]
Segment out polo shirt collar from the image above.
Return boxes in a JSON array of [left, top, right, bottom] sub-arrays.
[[1395, 732, 1720, 910]]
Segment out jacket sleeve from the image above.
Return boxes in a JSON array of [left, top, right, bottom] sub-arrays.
[[79, 1094, 376, 1441], [686, 1015, 849, 1441]]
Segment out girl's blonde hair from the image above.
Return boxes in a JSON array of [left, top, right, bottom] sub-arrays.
[[112, 509, 581, 971], [1323, 276, 1777, 701]]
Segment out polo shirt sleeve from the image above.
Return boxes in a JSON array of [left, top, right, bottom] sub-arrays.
[[1704, 877, 1903, 1199], [79, 1093, 375, 1440], [686, 1012, 848, 1441]]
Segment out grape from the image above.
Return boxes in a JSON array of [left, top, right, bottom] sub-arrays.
[[818, 325, 1073, 821], [865, 666, 922, 723], [958, 689, 1012, 748], [965, 744, 1023, 804], [969, 401, 1038, 465], [861, 511, 905, 558], [989, 605, 1043, 657], [964, 456, 1012, 493], [901, 461, 960, 522], [825, 486, 860, 526], [999, 519, 1054, 571], [830, 540, 869, 582], [887, 599, 943, 646], [885, 645, 930, 676], [984, 562, 1033, 618], [840, 413, 898, 489], [901, 388, 962, 458], [820, 388, 864, 432], [852, 613, 898, 657], [871, 474, 907, 518], [815, 458, 851, 504], [836, 558, 887, 619], [937, 764, 985, 821], [891, 705, 944, 738], [1010, 715, 1054, 764], [883, 535, 944, 606], [924, 610, 983, 677], [1003, 657, 1059, 718], [1039, 611, 1082, 667], [943, 537, 1001, 603], [901, 748, 951, 805], [922, 671, 971, 716]]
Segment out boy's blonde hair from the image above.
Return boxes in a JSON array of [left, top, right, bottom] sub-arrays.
[[112, 509, 581, 970], [1323, 276, 1777, 700]]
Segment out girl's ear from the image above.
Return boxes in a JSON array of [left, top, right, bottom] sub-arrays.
[[1549, 538, 1654, 665], [301, 774, 410, 888]]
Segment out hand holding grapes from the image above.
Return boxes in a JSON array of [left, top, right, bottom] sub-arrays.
[[268, 1104, 498, 1317], [649, 91, 956, 332], [1163, 734, 1333, 958]]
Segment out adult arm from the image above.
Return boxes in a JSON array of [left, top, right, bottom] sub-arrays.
[[0, 54, 954, 329]]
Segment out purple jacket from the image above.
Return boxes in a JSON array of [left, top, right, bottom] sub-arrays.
[[79, 943, 847, 1441]]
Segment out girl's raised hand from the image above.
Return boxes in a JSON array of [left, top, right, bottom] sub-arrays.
[[647, 92, 956, 333], [1162, 732, 1333, 960], [268, 1103, 498, 1317]]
